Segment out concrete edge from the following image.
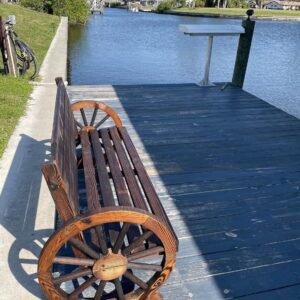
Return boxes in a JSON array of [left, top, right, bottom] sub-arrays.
[[39, 16, 68, 84], [163, 10, 300, 22]]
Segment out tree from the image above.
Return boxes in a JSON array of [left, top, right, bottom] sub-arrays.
[[19, 0, 45, 11]]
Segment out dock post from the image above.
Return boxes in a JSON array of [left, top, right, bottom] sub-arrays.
[[0, 16, 8, 74], [232, 10, 255, 89]]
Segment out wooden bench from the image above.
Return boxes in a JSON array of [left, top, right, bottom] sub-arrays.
[[38, 78, 178, 300]]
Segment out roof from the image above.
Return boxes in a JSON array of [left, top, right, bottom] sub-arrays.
[[264, 0, 300, 5]]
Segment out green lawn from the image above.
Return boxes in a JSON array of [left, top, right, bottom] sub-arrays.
[[171, 7, 300, 17], [0, 4, 59, 157]]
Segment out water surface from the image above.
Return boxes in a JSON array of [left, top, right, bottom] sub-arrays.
[[68, 9, 300, 117]]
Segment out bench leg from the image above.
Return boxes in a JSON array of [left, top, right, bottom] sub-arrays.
[[38, 207, 177, 300]]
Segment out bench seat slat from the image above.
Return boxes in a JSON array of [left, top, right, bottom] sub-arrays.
[[100, 128, 131, 206], [119, 127, 178, 243], [109, 127, 148, 211], [80, 130, 100, 211], [100, 128, 144, 247], [90, 129, 115, 207], [90, 129, 121, 247]]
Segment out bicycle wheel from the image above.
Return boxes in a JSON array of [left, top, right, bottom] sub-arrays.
[[15, 39, 39, 79]]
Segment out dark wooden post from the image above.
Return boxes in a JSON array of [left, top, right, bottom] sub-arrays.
[[0, 16, 9, 74], [232, 10, 255, 88]]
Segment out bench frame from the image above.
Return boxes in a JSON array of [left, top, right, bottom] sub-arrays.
[[38, 78, 178, 300]]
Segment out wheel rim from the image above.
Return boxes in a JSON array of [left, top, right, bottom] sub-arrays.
[[38, 207, 176, 300], [71, 101, 123, 131]]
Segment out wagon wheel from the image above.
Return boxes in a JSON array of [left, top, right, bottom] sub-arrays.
[[71, 101, 122, 169], [38, 207, 177, 300], [71, 101, 122, 131]]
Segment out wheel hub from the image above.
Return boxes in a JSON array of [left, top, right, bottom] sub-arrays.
[[92, 248, 128, 281]]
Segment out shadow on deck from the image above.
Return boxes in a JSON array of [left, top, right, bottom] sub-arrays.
[[68, 83, 300, 300]]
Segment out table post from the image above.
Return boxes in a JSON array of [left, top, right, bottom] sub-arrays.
[[199, 35, 215, 86]]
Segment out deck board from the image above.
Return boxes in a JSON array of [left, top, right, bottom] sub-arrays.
[[67, 83, 300, 299]]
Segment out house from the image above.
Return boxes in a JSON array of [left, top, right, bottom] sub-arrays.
[[264, 0, 284, 9], [281, 1, 300, 9], [264, 0, 300, 10]]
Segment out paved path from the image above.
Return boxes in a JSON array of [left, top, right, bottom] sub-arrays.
[[0, 17, 68, 300]]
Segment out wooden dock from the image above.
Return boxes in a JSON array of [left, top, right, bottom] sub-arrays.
[[68, 83, 300, 299]]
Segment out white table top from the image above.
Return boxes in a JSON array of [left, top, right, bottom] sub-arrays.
[[179, 24, 245, 36]]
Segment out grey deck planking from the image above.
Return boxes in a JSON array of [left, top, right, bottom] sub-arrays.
[[67, 83, 300, 299]]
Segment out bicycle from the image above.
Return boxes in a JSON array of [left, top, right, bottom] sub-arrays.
[[4, 16, 39, 80]]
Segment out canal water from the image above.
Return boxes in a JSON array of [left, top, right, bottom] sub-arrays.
[[68, 8, 300, 118]]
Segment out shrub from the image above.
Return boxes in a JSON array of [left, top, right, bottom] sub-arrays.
[[227, 0, 249, 7], [195, 0, 205, 7], [157, 1, 172, 12], [52, 0, 90, 24], [19, 0, 45, 12]]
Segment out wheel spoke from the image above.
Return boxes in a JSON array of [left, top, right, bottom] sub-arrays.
[[124, 271, 148, 290], [90, 107, 98, 126], [69, 276, 97, 300], [95, 114, 110, 129], [80, 108, 88, 126], [95, 225, 108, 255], [127, 246, 164, 262], [114, 279, 125, 300], [94, 280, 107, 300], [122, 231, 153, 256], [53, 256, 95, 266], [113, 222, 130, 254], [53, 268, 92, 285], [128, 262, 162, 272], [70, 237, 100, 259], [76, 120, 84, 129]]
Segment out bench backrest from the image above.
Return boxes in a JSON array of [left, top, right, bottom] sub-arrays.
[[42, 78, 79, 223]]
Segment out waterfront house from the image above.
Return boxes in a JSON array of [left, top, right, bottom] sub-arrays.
[[264, 1, 284, 9], [264, 0, 300, 9]]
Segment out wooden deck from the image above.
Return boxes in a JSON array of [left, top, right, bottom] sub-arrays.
[[67, 83, 300, 300]]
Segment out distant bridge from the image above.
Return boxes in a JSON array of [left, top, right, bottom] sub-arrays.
[[88, 0, 104, 14]]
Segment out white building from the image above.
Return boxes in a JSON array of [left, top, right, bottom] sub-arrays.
[[264, 0, 300, 9], [264, 1, 283, 9], [248, 0, 258, 8]]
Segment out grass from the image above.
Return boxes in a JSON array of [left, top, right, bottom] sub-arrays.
[[0, 4, 59, 157], [171, 7, 300, 17]]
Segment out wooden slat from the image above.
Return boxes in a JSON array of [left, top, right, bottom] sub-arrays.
[[100, 128, 131, 206], [90, 129, 115, 206], [109, 126, 148, 211], [90, 128, 120, 246], [100, 128, 143, 246], [119, 127, 178, 245], [80, 130, 100, 211]]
